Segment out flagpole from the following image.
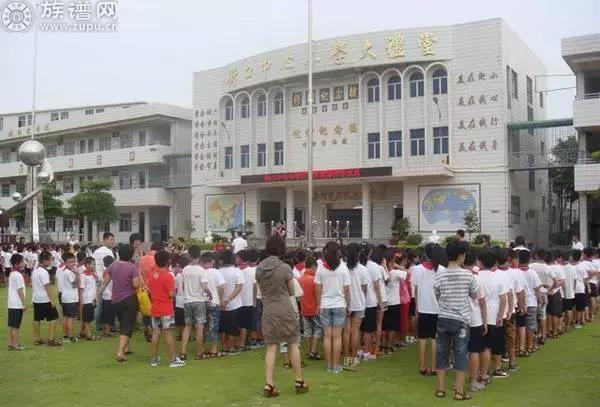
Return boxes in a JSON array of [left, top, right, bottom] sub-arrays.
[[306, 0, 314, 247], [31, 18, 40, 242]]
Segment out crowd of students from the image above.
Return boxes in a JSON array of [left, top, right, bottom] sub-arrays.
[[4, 232, 600, 400]]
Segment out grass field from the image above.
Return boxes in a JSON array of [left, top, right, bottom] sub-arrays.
[[1, 287, 599, 407]]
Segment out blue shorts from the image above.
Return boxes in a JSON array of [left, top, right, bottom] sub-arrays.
[[252, 299, 263, 331], [319, 307, 346, 328], [436, 317, 469, 372], [205, 304, 220, 343], [302, 315, 323, 338], [151, 315, 175, 330]]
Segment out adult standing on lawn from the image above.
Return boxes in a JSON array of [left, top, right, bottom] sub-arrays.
[[255, 236, 308, 398], [92, 232, 115, 332], [104, 245, 140, 362]]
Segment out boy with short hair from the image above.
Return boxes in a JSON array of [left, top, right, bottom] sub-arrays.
[[32, 251, 61, 346], [572, 250, 588, 328], [562, 250, 577, 332], [218, 250, 245, 354], [148, 250, 185, 368], [546, 251, 564, 338], [519, 250, 542, 353], [7, 253, 27, 350], [529, 250, 550, 344], [298, 256, 322, 360], [100, 256, 116, 337], [60, 252, 80, 343], [80, 257, 99, 340], [201, 252, 226, 357], [237, 250, 257, 350]]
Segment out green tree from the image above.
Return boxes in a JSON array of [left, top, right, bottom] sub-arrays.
[[463, 206, 480, 239], [68, 180, 118, 240], [12, 187, 64, 223], [549, 136, 579, 237]]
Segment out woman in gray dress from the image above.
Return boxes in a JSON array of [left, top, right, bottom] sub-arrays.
[[255, 236, 308, 397]]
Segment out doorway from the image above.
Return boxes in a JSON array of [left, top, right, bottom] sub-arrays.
[[326, 209, 362, 238], [87, 220, 93, 242], [139, 212, 145, 242]]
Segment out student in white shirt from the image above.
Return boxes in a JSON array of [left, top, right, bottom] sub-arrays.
[[545, 251, 565, 339], [361, 245, 383, 360], [236, 250, 258, 351], [32, 251, 61, 347], [571, 234, 584, 251], [530, 250, 551, 343], [498, 249, 523, 371], [562, 250, 578, 332], [572, 250, 589, 328], [582, 248, 597, 321], [60, 252, 80, 343], [7, 254, 27, 350], [315, 241, 350, 374], [199, 252, 225, 357], [518, 250, 542, 355], [382, 249, 407, 355], [80, 258, 99, 340], [231, 232, 248, 254], [100, 255, 116, 337], [218, 250, 245, 354], [367, 246, 388, 358]]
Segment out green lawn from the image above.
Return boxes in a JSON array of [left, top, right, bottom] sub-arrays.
[[1, 286, 599, 407]]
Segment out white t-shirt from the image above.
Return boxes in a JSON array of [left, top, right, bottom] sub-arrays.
[[205, 268, 226, 306], [80, 273, 97, 304], [315, 262, 351, 309], [8, 271, 26, 309], [412, 263, 441, 314], [24, 250, 38, 270], [547, 264, 565, 296], [290, 278, 303, 314], [102, 280, 113, 301], [507, 267, 526, 303], [367, 260, 387, 303], [364, 261, 382, 308], [563, 264, 577, 299], [51, 250, 61, 268], [385, 269, 407, 306], [92, 246, 114, 280], [219, 266, 245, 311], [348, 264, 369, 312], [231, 237, 248, 254], [182, 264, 210, 303], [572, 241, 584, 251], [55, 265, 65, 294], [574, 262, 588, 294], [469, 273, 486, 327], [2, 251, 12, 268], [32, 266, 51, 303], [60, 268, 79, 303], [239, 266, 256, 307], [530, 262, 550, 294], [522, 267, 542, 307], [582, 260, 597, 285], [478, 269, 509, 325]]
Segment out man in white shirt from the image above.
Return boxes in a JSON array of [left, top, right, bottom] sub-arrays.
[[7, 253, 27, 350], [60, 252, 80, 342], [582, 248, 598, 321], [218, 250, 244, 354], [572, 234, 584, 251], [236, 250, 257, 350], [499, 249, 524, 370], [518, 250, 542, 355], [572, 250, 589, 328], [562, 251, 578, 332], [546, 251, 565, 338], [32, 251, 62, 347], [92, 232, 115, 332], [530, 250, 551, 343], [200, 252, 225, 357], [231, 232, 248, 254]]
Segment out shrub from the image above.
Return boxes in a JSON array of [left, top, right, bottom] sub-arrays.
[[406, 233, 423, 246], [473, 234, 491, 245], [183, 239, 215, 251]]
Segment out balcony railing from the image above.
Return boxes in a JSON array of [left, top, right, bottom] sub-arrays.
[[577, 92, 600, 100], [148, 175, 191, 189], [509, 149, 590, 170]]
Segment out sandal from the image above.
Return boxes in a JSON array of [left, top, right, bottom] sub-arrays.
[[517, 350, 529, 357], [208, 352, 224, 358], [419, 367, 431, 376], [283, 362, 292, 369], [34, 339, 46, 346], [294, 380, 309, 395], [116, 354, 128, 363], [454, 391, 472, 401], [194, 353, 207, 360], [85, 335, 101, 341], [263, 383, 279, 398], [178, 353, 187, 361], [435, 390, 446, 398], [46, 339, 63, 347]]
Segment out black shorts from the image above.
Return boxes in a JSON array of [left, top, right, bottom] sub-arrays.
[[7, 308, 24, 329], [114, 295, 139, 337], [175, 307, 185, 327], [484, 325, 506, 356], [237, 306, 254, 330], [575, 293, 587, 311], [515, 312, 527, 327], [219, 309, 239, 336], [101, 299, 116, 325], [383, 304, 401, 331], [468, 325, 485, 353], [58, 292, 62, 306], [82, 303, 95, 323], [409, 298, 416, 316], [361, 306, 377, 333], [590, 284, 598, 298], [563, 298, 574, 311], [547, 292, 563, 316], [417, 313, 438, 339], [33, 302, 59, 322], [62, 302, 79, 318]]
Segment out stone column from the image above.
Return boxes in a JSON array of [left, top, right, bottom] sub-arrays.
[[362, 183, 371, 239], [580, 192, 588, 247]]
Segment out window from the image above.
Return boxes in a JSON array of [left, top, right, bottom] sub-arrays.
[[274, 141, 284, 166], [85, 109, 94, 115], [257, 95, 266, 117], [95, 108, 104, 113], [410, 72, 424, 97], [1, 184, 9, 197], [62, 217, 73, 232], [367, 133, 380, 159], [410, 128, 425, 156], [387, 76, 401, 100], [527, 76, 533, 105], [240, 97, 250, 119], [46, 144, 57, 158], [60, 111, 69, 120], [433, 126, 449, 154], [79, 177, 86, 191], [138, 131, 146, 146], [257, 143, 266, 167], [511, 196, 521, 224], [119, 173, 132, 190], [274, 92, 284, 115], [432, 69, 448, 95], [46, 218, 55, 232], [0, 117, 3, 131], [1, 150, 10, 163], [18, 114, 27, 127], [224, 146, 233, 169], [528, 169, 535, 191], [138, 171, 146, 188], [527, 106, 534, 135], [240, 145, 250, 168], [224, 99, 233, 121], [63, 178, 74, 193], [120, 133, 133, 149], [99, 136, 111, 151], [539, 92, 544, 108], [79, 139, 86, 154], [63, 141, 75, 156], [16, 183, 25, 194], [50, 112, 59, 122], [367, 78, 380, 103], [388, 131, 402, 158], [101, 221, 111, 232], [119, 213, 132, 232], [506, 65, 512, 109], [87, 138, 94, 152], [511, 69, 518, 99]]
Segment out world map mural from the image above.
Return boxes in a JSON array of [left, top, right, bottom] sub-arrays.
[[418, 184, 480, 232]]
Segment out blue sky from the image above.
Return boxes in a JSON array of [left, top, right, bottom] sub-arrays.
[[1, 0, 598, 117]]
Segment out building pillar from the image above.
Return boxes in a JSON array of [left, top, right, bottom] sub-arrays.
[[286, 186, 295, 239], [144, 208, 151, 243], [580, 192, 588, 247], [169, 206, 176, 238], [362, 183, 371, 240]]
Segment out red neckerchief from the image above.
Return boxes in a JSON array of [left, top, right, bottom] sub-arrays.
[[422, 261, 433, 270], [471, 267, 479, 275], [295, 262, 305, 272], [569, 261, 579, 265], [84, 268, 97, 281], [491, 267, 498, 272], [497, 266, 509, 271], [238, 263, 248, 270], [519, 266, 529, 271], [322, 261, 332, 270]]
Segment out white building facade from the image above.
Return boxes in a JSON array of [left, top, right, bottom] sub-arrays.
[[0, 102, 192, 243], [191, 19, 548, 244], [563, 33, 600, 247]]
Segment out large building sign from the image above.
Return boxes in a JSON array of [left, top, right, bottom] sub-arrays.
[[241, 167, 392, 184]]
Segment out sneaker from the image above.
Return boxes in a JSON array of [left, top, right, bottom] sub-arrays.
[[353, 357, 361, 366], [574, 324, 582, 329], [356, 350, 364, 360], [150, 357, 160, 367], [363, 352, 377, 361], [62, 336, 70, 343], [343, 357, 357, 372], [169, 357, 186, 368], [493, 369, 510, 378], [509, 363, 519, 371], [470, 381, 486, 392], [69, 336, 79, 343], [46, 339, 63, 347], [501, 354, 510, 363], [332, 366, 343, 374]]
